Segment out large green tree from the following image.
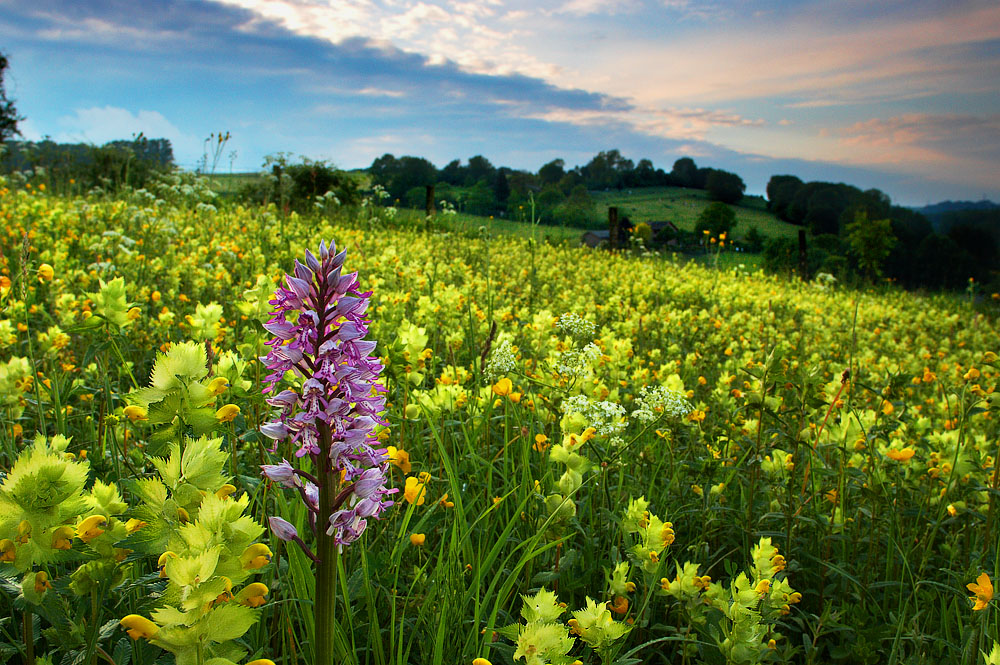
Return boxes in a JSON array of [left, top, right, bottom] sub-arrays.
[[765, 175, 803, 220], [671, 157, 698, 188], [695, 202, 737, 237], [705, 169, 745, 204], [1, 51, 24, 141], [846, 211, 896, 281]]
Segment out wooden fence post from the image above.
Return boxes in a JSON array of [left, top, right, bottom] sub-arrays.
[[425, 185, 435, 217], [798, 229, 808, 280], [609, 207, 619, 250]]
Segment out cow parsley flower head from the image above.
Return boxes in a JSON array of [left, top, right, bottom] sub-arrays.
[[485, 338, 517, 381], [631, 386, 692, 423], [557, 312, 597, 338], [556, 342, 601, 377], [562, 394, 628, 437], [259, 239, 394, 552]]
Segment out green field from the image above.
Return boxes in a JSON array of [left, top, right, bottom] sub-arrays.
[[592, 186, 799, 240], [201, 177, 796, 246], [201, 172, 262, 196], [2, 181, 1000, 665]]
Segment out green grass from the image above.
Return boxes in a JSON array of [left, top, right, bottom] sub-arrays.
[[592, 186, 799, 240], [203, 172, 262, 196], [386, 208, 584, 244], [436, 211, 583, 244]]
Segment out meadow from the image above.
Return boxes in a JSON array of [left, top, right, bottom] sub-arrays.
[[591, 188, 798, 240], [0, 174, 998, 665]]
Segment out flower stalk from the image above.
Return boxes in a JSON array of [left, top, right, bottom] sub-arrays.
[[258, 240, 393, 664]]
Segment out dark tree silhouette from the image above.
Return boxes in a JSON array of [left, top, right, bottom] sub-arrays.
[[0, 51, 24, 141]]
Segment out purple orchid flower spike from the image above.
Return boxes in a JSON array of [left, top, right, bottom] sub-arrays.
[[259, 240, 395, 561]]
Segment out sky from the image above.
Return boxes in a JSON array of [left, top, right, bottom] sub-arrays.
[[1, 0, 999, 205]]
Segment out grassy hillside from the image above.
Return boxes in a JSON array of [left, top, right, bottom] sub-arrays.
[[593, 186, 799, 239], [202, 175, 796, 245]]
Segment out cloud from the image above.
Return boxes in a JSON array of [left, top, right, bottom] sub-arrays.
[[47, 106, 198, 153], [555, 0, 641, 17], [815, 112, 1000, 193], [212, 0, 556, 79], [835, 113, 1000, 164], [3, 0, 998, 203], [523, 105, 763, 142]]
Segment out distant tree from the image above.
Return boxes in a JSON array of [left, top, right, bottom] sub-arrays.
[[884, 208, 933, 287], [538, 158, 565, 186], [553, 184, 595, 227], [744, 226, 765, 252], [695, 202, 736, 237], [466, 155, 495, 187], [765, 175, 803, 220], [671, 157, 698, 188], [404, 186, 426, 210], [557, 170, 583, 195], [762, 237, 799, 274], [583, 149, 634, 190], [846, 211, 896, 281], [369, 154, 436, 201], [916, 233, 972, 289], [705, 169, 745, 204], [284, 159, 359, 208], [536, 185, 566, 223], [0, 51, 23, 141], [506, 170, 536, 196], [948, 223, 998, 283], [803, 187, 846, 235], [627, 158, 657, 187], [837, 188, 892, 234], [464, 180, 495, 215], [692, 167, 712, 190], [107, 137, 174, 168], [439, 159, 465, 186], [369, 154, 399, 191]]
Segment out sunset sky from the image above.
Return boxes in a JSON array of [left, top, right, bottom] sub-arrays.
[[2, 0, 998, 204]]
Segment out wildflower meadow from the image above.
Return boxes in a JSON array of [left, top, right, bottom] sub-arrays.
[[1, 173, 999, 665]]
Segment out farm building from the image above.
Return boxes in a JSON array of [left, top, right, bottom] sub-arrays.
[[582, 220, 680, 248]]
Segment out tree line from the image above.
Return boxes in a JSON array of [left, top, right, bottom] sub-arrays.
[[1, 137, 175, 192], [764, 175, 998, 290], [367, 151, 745, 227]]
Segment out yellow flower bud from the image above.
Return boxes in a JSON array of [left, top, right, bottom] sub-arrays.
[[208, 376, 230, 395], [410, 533, 426, 546], [215, 404, 240, 422], [123, 405, 148, 421], [34, 570, 53, 594], [215, 484, 237, 499], [240, 543, 273, 570], [236, 582, 269, 607], [125, 518, 147, 533], [37, 263, 54, 281], [121, 614, 159, 640], [77, 515, 107, 543], [16, 520, 31, 544], [157, 551, 177, 578], [51, 525, 74, 550]]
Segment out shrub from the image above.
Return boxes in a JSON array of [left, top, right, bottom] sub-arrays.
[[695, 202, 736, 237]]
